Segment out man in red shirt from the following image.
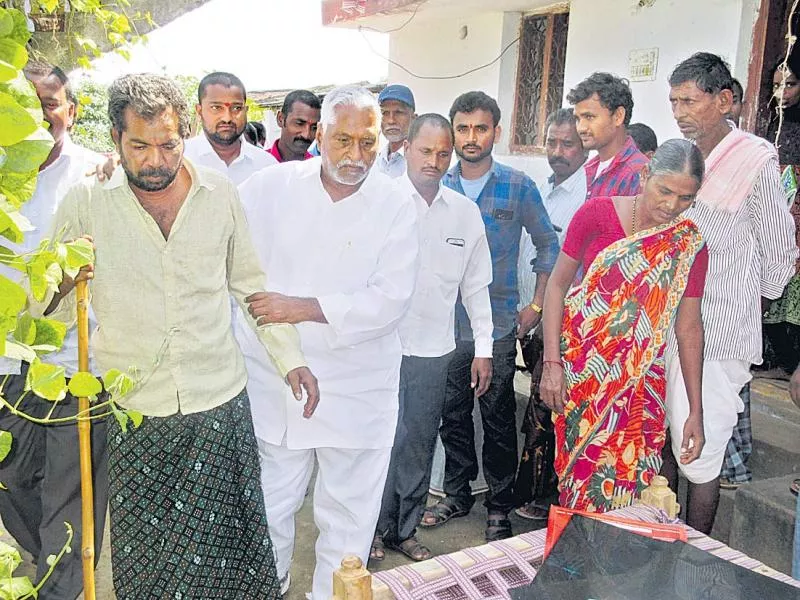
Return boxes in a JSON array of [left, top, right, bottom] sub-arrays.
[[268, 89, 321, 162], [568, 72, 648, 199]]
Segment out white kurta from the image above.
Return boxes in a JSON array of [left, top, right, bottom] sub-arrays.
[[235, 157, 419, 450]]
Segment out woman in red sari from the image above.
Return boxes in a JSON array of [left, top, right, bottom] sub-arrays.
[[540, 139, 707, 512]]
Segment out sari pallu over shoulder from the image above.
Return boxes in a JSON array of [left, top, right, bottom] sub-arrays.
[[554, 219, 705, 513]]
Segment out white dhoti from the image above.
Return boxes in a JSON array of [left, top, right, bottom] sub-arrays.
[[258, 439, 392, 600], [665, 355, 751, 484]]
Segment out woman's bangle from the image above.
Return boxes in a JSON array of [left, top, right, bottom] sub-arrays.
[[543, 360, 563, 369]]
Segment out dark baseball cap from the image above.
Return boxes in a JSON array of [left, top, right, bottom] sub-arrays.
[[378, 84, 415, 111]]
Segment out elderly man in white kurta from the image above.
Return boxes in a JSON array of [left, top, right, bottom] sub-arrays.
[[235, 86, 419, 600]]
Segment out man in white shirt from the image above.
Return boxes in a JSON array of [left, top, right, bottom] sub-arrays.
[[371, 114, 493, 562], [236, 86, 418, 600], [517, 108, 588, 303], [375, 84, 416, 178], [515, 108, 588, 522], [663, 52, 797, 534], [0, 61, 106, 600], [183, 71, 277, 185]]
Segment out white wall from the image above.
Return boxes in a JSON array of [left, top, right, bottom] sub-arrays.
[[563, 0, 746, 145], [387, 12, 506, 121], [383, 0, 755, 184]]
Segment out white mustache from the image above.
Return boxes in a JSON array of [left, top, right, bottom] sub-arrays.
[[337, 159, 368, 170]]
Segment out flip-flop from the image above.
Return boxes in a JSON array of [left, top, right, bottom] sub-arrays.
[[419, 497, 470, 528], [386, 536, 432, 562], [369, 534, 385, 561], [791, 478, 799, 497]]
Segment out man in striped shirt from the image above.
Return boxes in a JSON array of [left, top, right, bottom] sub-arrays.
[[662, 53, 797, 534], [568, 72, 648, 199]]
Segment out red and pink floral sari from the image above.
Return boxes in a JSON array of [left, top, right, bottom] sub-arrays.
[[554, 219, 704, 512]]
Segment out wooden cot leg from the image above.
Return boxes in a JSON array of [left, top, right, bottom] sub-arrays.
[[332, 555, 373, 600]]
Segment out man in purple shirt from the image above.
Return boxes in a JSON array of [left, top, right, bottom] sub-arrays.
[[568, 72, 648, 198]]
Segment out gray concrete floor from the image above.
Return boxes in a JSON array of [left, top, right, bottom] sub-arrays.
[[1, 371, 796, 598]]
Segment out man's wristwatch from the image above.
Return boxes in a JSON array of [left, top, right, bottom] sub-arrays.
[[529, 302, 542, 314]]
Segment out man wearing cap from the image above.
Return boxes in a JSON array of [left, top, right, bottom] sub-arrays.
[[377, 84, 417, 178]]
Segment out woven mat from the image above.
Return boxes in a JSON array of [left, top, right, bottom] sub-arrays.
[[372, 504, 800, 600]]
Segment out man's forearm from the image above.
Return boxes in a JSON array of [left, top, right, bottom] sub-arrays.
[[531, 272, 550, 307]]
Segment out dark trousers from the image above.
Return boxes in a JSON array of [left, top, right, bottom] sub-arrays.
[[0, 366, 108, 600], [377, 352, 453, 542], [439, 332, 518, 514]]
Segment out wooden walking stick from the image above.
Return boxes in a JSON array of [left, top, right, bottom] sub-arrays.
[[75, 279, 96, 600]]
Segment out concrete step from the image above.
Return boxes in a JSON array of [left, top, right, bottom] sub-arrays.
[[729, 474, 797, 576]]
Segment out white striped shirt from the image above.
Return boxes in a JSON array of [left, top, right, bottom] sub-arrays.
[[682, 158, 797, 364], [517, 166, 587, 306]]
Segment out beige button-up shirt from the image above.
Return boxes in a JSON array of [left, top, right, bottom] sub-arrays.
[[47, 158, 306, 416]]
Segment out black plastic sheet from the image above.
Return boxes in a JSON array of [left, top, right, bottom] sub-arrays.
[[511, 515, 800, 600]]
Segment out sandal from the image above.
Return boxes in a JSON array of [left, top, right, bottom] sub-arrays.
[[369, 534, 385, 561], [515, 502, 550, 521], [719, 477, 743, 490], [386, 536, 432, 562], [419, 497, 470, 528], [485, 512, 513, 542], [791, 478, 799, 497]]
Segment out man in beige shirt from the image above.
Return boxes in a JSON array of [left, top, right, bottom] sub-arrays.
[[46, 74, 318, 599]]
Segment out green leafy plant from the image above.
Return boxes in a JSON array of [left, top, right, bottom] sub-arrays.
[[4, 0, 153, 70], [0, 6, 139, 597]]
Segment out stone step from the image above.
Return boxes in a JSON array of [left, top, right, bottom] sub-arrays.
[[729, 474, 797, 576]]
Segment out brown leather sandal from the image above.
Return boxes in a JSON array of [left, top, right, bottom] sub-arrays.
[[387, 536, 432, 561], [420, 497, 470, 528]]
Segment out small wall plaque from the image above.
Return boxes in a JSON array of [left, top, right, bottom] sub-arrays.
[[629, 48, 659, 82]]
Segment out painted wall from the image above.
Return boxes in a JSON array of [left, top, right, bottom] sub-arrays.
[[562, 0, 747, 145], [385, 0, 756, 183], [387, 12, 506, 121]]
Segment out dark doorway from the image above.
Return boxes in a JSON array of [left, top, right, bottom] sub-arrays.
[[744, 0, 798, 142]]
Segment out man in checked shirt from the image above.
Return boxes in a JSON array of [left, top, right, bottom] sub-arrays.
[[420, 91, 559, 542]]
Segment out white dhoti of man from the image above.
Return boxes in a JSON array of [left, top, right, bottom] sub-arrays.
[[235, 157, 419, 600]]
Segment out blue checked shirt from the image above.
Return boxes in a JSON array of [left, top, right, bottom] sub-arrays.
[[444, 160, 559, 341]]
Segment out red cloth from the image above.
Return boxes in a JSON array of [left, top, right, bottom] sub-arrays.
[[267, 139, 313, 163], [562, 197, 708, 297]]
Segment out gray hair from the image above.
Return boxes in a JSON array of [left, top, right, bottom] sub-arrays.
[[648, 138, 705, 186], [320, 85, 381, 128], [108, 73, 191, 138]]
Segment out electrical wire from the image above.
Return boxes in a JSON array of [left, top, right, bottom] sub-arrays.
[[357, 0, 428, 34], [359, 30, 521, 81]]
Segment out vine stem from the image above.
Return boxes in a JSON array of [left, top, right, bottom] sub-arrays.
[[0, 394, 117, 425], [19, 523, 74, 599]]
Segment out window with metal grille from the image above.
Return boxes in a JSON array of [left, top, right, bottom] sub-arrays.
[[510, 10, 570, 153]]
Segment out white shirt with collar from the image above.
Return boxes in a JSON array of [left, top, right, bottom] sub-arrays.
[[375, 142, 406, 179], [183, 133, 277, 185], [398, 174, 493, 358], [234, 158, 419, 449], [1, 135, 104, 376], [517, 164, 587, 307]]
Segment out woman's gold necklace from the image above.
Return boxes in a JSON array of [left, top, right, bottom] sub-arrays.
[[632, 195, 639, 235]]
